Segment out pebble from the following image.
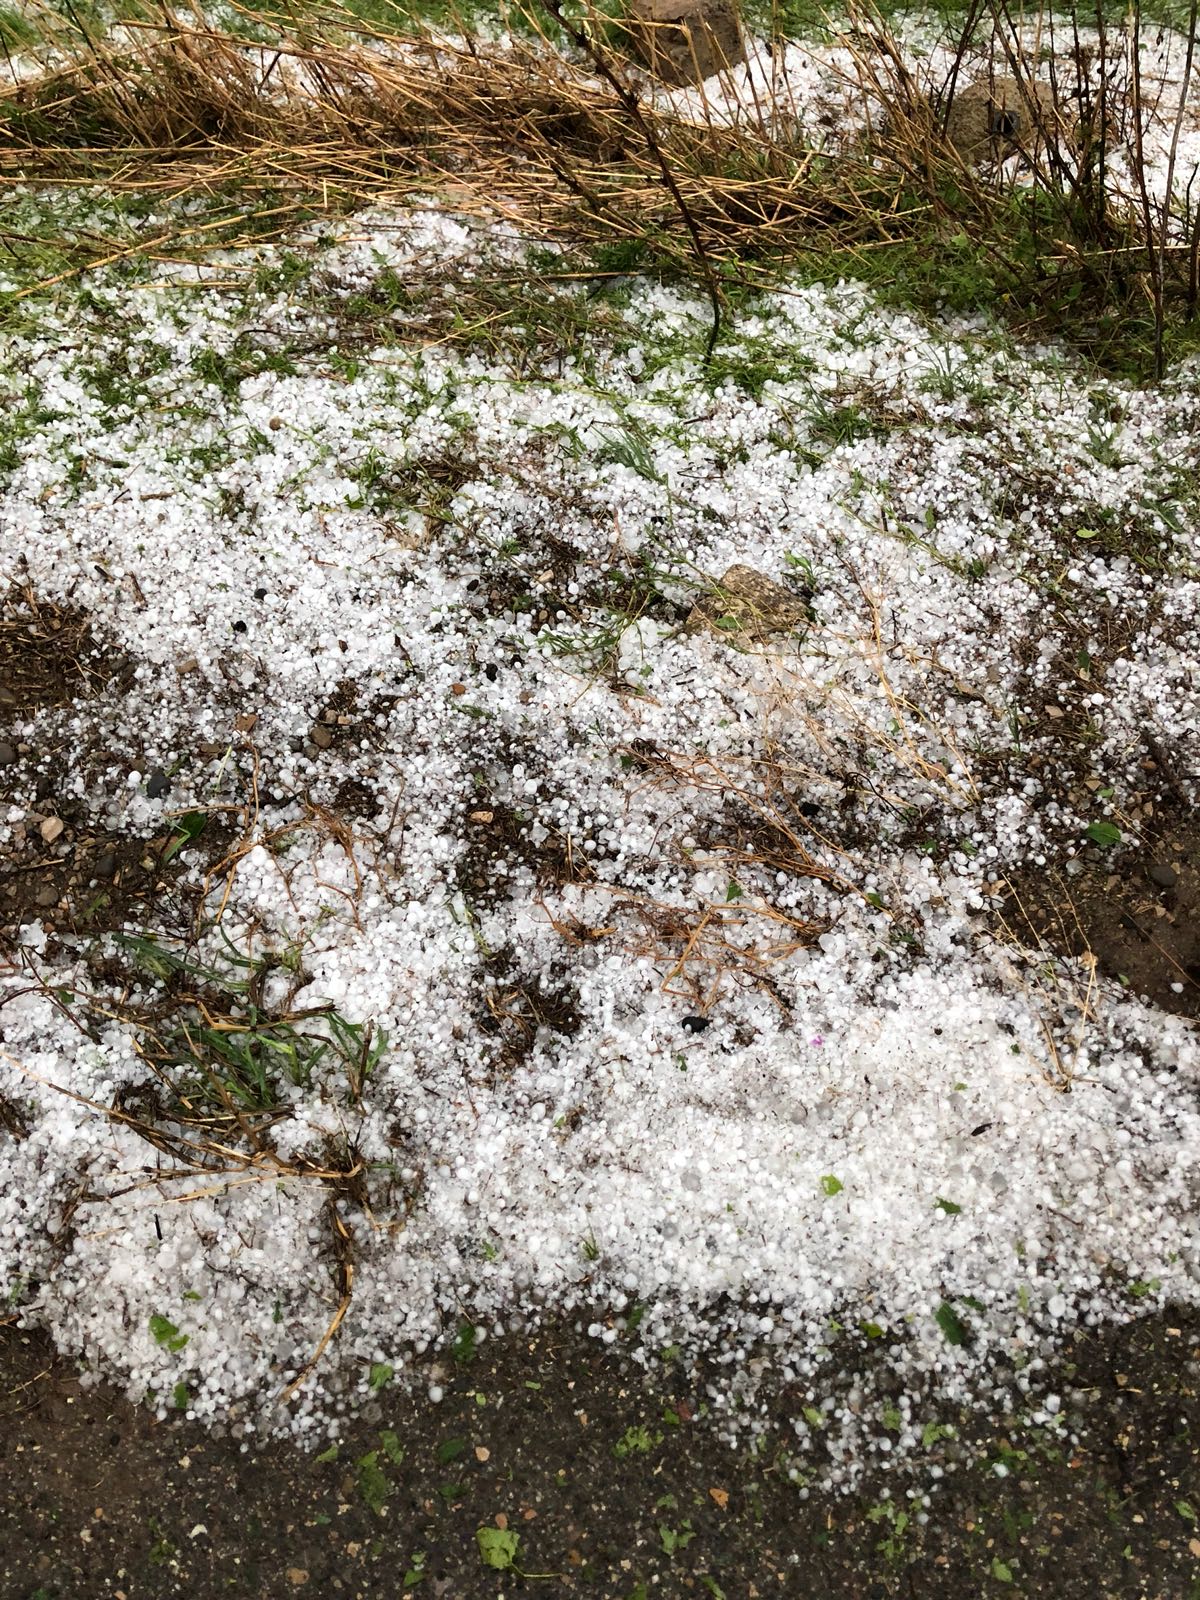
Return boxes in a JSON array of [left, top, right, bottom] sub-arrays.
[[35, 884, 58, 907], [94, 851, 116, 879], [1148, 861, 1179, 889], [310, 724, 333, 750], [146, 769, 169, 799], [0, 742, 15, 765], [39, 816, 64, 844]]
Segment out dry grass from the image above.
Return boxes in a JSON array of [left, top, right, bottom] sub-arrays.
[[1, 0, 1175, 322]]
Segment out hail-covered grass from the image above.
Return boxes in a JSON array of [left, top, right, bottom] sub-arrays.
[[0, 194, 1197, 1483]]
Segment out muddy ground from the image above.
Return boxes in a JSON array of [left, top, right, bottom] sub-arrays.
[[1, 1310, 1198, 1600]]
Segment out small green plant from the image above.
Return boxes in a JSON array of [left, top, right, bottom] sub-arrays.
[[614, 1424, 662, 1459], [477, 1526, 520, 1570], [357, 1450, 391, 1515], [866, 1498, 910, 1564], [451, 1321, 478, 1366], [935, 1302, 970, 1347], [659, 1521, 695, 1556], [148, 1314, 188, 1353]]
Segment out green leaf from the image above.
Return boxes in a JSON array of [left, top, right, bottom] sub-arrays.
[[162, 810, 207, 864], [725, 880, 743, 902], [922, 1421, 953, 1449], [437, 1437, 467, 1465], [935, 1197, 962, 1215], [1129, 1278, 1160, 1299], [1074, 526, 1098, 539], [882, 1404, 902, 1431], [477, 1527, 519, 1570], [860, 1320, 884, 1339], [452, 1320, 477, 1366], [992, 1558, 1014, 1582], [1085, 820, 1122, 847], [357, 1451, 390, 1515], [148, 1313, 188, 1353], [172, 1381, 188, 1410], [935, 1302, 969, 1347], [1176, 1499, 1197, 1524], [315, 1442, 339, 1464], [819, 1175, 844, 1197], [803, 1405, 824, 1429], [380, 1429, 404, 1465], [368, 1362, 394, 1391], [702, 1578, 726, 1599]]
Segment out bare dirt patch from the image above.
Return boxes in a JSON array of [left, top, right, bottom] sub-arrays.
[[0, 1309, 1197, 1599], [0, 585, 129, 717], [1000, 815, 1200, 1019]]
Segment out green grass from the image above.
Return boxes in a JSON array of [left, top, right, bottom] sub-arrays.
[[115, 931, 389, 1123]]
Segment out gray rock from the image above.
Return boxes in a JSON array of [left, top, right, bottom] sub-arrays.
[[1148, 861, 1179, 889], [0, 742, 15, 766], [146, 768, 170, 799], [623, 0, 745, 86], [688, 565, 809, 643]]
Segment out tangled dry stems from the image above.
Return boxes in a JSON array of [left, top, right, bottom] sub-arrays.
[[3, 0, 1189, 347]]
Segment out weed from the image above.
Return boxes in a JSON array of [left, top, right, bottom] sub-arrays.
[[613, 1423, 662, 1458], [865, 1497, 911, 1565]]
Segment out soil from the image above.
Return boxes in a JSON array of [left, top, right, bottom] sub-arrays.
[[1000, 815, 1200, 1019], [1, 1309, 1198, 1600]]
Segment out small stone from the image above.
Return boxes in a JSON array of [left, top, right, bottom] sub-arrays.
[[310, 724, 333, 750], [682, 1014, 710, 1034], [475, 1445, 490, 1462], [286, 1569, 309, 1587], [94, 851, 116, 879], [687, 565, 809, 642], [0, 741, 15, 765], [40, 816, 64, 844], [1148, 862, 1179, 889], [146, 769, 169, 800], [623, 0, 745, 85], [35, 884, 58, 907]]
